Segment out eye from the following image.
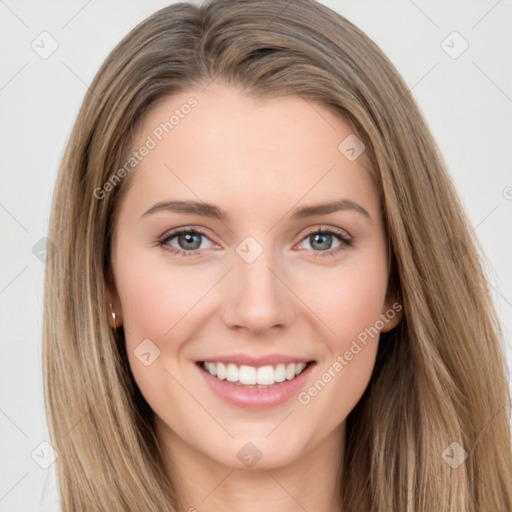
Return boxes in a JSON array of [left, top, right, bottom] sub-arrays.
[[157, 226, 353, 258], [296, 227, 353, 257], [157, 228, 217, 257]]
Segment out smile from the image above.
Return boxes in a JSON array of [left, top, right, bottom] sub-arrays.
[[200, 361, 311, 387], [195, 359, 317, 409]]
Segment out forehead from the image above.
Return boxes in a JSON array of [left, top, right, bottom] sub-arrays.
[[118, 83, 378, 220]]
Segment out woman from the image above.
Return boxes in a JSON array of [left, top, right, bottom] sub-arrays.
[[43, 0, 512, 510]]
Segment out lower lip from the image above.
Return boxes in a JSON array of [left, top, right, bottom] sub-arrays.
[[195, 362, 316, 410]]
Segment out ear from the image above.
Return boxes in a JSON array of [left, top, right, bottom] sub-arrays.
[[379, 245, 403, 332], [380, 288, 403, 333], [105, 264, 122, 329]]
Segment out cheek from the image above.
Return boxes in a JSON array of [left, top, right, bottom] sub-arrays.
[[116, 268, 170, 341], [296, 271, 387, 429], [298, 254, 388, 397], [302, 260, 388, 347], [114, 247, 207, 341], [324, 285, 384, 387], [113, 250, 198, 413], [331, 280, 386, 347]]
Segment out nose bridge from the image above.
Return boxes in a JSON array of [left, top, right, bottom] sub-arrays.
[[223, 234, 294, 332]]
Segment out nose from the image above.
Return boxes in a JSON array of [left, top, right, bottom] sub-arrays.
[[221, 243, 297, 335]]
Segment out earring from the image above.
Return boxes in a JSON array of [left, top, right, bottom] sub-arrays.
[[109, 303, 117, 329]]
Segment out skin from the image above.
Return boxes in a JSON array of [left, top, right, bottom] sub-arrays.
[[106, 82, 402, 512]]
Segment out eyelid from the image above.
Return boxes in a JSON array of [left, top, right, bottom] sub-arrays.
[[300, 225, 352, 241], [157, 226, 218, 250], [157, 224, 353, 257]]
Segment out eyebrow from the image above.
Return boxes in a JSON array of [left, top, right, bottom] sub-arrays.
[[141, 198, 371, 221]]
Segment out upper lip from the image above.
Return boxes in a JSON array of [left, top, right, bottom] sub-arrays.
[[196, 353, 316, 368]]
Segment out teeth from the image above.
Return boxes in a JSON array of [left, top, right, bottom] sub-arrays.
[[204, 362, 217, 377], [216, 362, 226, 380], [202, 361, 308, 385], [226, 363, 239, 383]]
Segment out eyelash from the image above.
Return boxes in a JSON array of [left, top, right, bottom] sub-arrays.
[[157, 226, 353, 258]]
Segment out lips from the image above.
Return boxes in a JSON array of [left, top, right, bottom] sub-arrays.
[[194, 355, 317, 409]]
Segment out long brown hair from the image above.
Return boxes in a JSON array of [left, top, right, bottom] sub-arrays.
[[43, 0, 512, 510]]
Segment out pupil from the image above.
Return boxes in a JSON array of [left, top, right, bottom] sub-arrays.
[[180, 233, 201, 250], [312, 233, 331, 250]]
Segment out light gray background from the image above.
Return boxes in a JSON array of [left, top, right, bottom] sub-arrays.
[[1, 1, 511, 510]]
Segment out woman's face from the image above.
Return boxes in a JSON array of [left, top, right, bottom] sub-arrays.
[[108, 83, 401, 470]]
